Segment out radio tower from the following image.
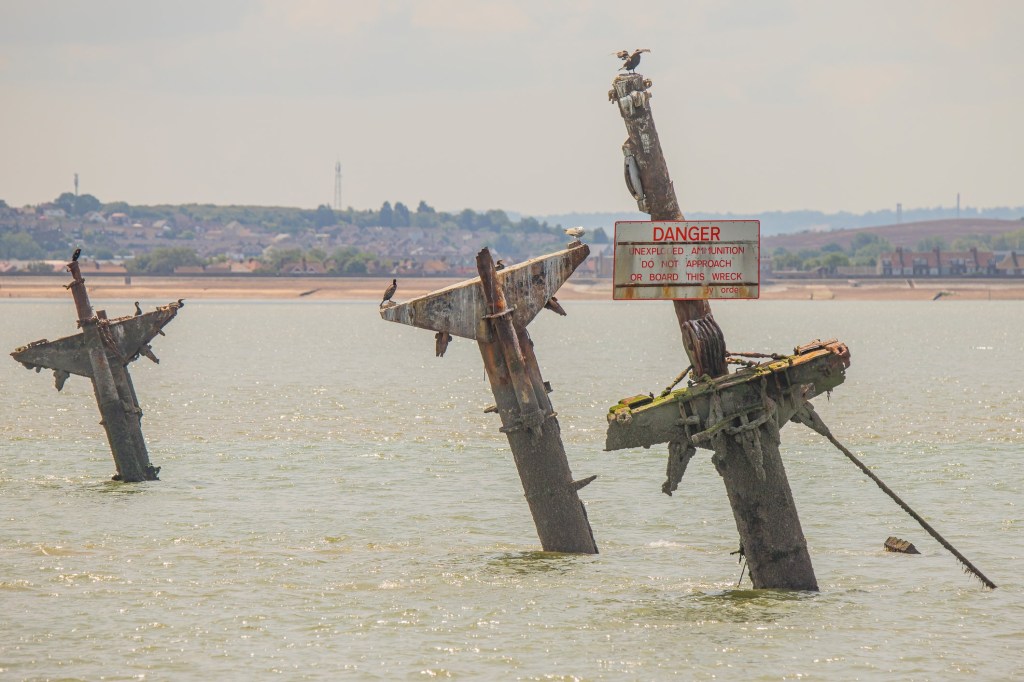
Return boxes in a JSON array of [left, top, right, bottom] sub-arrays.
[[333, 162, 342, 210]]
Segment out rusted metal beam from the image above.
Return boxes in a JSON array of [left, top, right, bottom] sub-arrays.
[[381, 246, 598, 554], [610, 73, 718, 376], [610, 71, 829, 590], [606, 341, 851, 451], [380, 243, 589, 340], [11, 255, 181, 482], [606, 341, 851, 591], [477, 250, 545, 434]]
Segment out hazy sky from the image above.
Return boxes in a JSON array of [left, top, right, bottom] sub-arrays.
[[1, 0, 1020, 216]]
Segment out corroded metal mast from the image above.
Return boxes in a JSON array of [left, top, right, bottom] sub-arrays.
[[610, 73, 721, 376], [381, 244, 598, 553], [609, 72, 822, 589], [11, 252, 183, 482]]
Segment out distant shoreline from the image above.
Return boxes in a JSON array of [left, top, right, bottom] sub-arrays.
[[2, 275, 1023, 302]]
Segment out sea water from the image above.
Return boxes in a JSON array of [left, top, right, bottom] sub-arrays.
[[1, 299, 1021, 679]]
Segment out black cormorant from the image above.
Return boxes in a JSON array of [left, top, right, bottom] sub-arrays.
[[618, 48, 650, 73], [381, 279, 398, 307]]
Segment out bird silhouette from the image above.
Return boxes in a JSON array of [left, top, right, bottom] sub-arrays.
[[381, 279, 398, 307], [71, 248, 81, 262], [565, 226, 585, 241], [134, 301, 142, 316], [618, 48, 650, 73], [495, 259, 505, 271]]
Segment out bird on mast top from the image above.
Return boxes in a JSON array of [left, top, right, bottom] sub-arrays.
[[615, 48, 650, 74]]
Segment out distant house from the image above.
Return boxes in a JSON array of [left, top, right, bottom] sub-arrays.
[[995, 251, 1022, 276], [421, 259, 450, 275], [281, 258, 326, 274], [232, 259, 261, 273], [877, 247, 996, 276]]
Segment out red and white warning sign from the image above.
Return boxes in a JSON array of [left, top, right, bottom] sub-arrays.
[[612, 220, 760, 300]]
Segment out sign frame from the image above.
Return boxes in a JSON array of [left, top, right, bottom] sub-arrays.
[[612, 220, 761, 301]]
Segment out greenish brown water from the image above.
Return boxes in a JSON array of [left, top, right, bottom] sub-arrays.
[[2, 299, 1021, 679]]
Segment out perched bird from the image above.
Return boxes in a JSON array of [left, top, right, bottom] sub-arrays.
[[495, 259, 505, 271], [134, 301, 142, 316], [613, 49, 630, 60], [618, 48, 651, 74], [435, 331, 451, 357], [565, 226, 585, 240], [544, 296, 567, 316], [177, 298, 185, 308], [381, 278, 398, 307], [72, 248, 81, 262]]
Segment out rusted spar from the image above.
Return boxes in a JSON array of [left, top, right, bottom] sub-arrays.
[[609, 68, 833, 590], [606, 340, 851, 451], [606, 339, 851, 590], [380, 244, 599, 554], [380, 243, 589, 341], [11, 253, 183, 482]]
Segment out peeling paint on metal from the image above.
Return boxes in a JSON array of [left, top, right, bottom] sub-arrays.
[[380, 244, 589, 340]]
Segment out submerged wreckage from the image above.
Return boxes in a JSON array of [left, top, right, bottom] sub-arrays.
[[11, 251, 183, 482], [607, 69, 994, 589], [381, 243, 599, 554]]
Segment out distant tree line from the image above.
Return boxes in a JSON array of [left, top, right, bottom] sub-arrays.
[[67, 197, 564, 238], [772, 228, 1024, 274], [0, 193, 566, 265], [772, 233, 895, 273], [325, 200, 561, 236], [947, 229, 1024, 252], [54, 192, 102, 216]]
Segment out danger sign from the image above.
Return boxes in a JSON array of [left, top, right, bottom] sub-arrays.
[[613, 220, 760, 300]]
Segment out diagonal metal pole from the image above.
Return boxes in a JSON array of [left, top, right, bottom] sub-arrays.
[[12, 252, 181, 481], [794, 403, 996, 589], [475, 249, 598, 553], [610, 73, 718, 375], [610, 71, 818, 589], [381, 245, 598, 553], [67, 260, 153, 481]]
